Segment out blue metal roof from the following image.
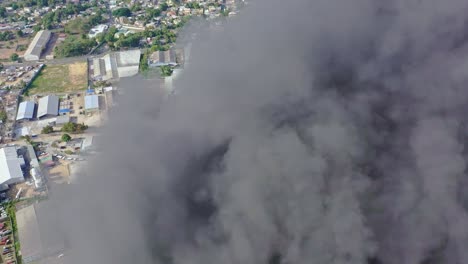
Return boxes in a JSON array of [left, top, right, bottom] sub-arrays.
[[58, 109, 70, 113], [84, 95, 99, 110]]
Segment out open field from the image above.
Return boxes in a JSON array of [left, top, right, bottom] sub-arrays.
[[27, 62, 88, 95]]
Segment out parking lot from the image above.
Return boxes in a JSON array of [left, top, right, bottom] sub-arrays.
[[0, 205, 17, 264]]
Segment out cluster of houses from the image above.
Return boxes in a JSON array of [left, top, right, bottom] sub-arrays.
[[113, 0, 241, 31], [1, 1, 104, 24], [0, 64, 43, 88]]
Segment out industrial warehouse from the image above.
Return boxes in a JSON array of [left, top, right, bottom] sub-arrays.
[[0, 147, 25, 186], [91, 50, 141, 81], [16, 101, 36, 121], [23, 30, 51, 62], [37, 95, 59, 119]]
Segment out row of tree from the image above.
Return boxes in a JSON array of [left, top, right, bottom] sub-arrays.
[[42, 122, 88, 134]]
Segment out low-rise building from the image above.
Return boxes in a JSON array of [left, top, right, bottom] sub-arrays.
[[0, 147, 25, 186], [92, 50, 141, 80], [16, 101, 35, 120], [88, 24, 108, 39], [148, 49, 177, 67], [24, 30, 51, 61], [37, 95, 59, 118], [84, 94, 99, 111]]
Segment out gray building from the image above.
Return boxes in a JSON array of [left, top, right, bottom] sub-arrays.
[[37, 95, 59, 118], [148, 49, 177, 67], [92, 50, 141, 80], [24, 30, 51, 61], [16, 101, 35, 120]]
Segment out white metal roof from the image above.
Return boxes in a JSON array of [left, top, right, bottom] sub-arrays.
[[85, 95, 99, 110], [16, 101, 35, 120], [0, 147, 24, 185], [116, 50, 141, 66], [37, 95, 59, 118]]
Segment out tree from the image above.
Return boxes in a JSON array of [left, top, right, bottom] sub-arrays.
[[32, 25, 42, 32], [186, 2, 200, 9], [0, 111, 7, 123], [61, 122, 88, 133], [160, 3, 169, 11], [0, 7, 7, 18], [61, 134, 71, 142], [112, 7, 131, 17], [115, 33, 141, 48], [10, 53, 18, 62], [140, 50, 149, 72], [160, 65, 173, 77], [54, 36, 96, 58], [0, 31, 15, 41], [41, 125, 53, 134], [21, 135, 32, 144], [16, 30, 23, 38]]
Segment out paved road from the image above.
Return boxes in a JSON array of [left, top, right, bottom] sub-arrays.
[[3, 56, 89, 67]]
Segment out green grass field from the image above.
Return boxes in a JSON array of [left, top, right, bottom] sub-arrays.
[[27, 63, 88, 95]]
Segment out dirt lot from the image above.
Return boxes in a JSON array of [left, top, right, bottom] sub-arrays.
[[44, 160, 71, 185], [27, 62, 88, 95], [68, 92, 104, 127], [8, 182, 45, 201], [0, 38, 30, 60]]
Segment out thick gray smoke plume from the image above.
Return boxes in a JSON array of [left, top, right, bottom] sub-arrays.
[[53, 0, 468, 263]]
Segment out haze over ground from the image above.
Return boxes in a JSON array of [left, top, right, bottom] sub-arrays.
[[45, 0, 468, 263]]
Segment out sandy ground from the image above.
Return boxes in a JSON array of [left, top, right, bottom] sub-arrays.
[[68, 62, 87, 84], [44, 161, 70, 186], [8, 181, 45, 201]]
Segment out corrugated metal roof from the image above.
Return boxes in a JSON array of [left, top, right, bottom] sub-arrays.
[[16, 101, 35, 120], [37, 95, 59, 118], [0, 147, 24, 185], [24, 30, 51, 59], [85, 95, 99, 110]]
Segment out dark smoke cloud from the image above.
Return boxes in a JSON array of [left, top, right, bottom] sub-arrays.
[[47, 0, 468, 263]]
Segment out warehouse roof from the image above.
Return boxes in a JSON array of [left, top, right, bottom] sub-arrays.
[[0, 147, 24, 185], [24, 30, 51, 59], [16, 101, 35, 120], [85, 95, 99, 110], [37, 95, 59, 118], [116, 49, 141, 66]]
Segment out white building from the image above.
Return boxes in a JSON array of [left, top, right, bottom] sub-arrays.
[[88, 24, 108, 39], [0, 147, 25, 186], [92, 50, 141, 80], [30, 168, 43, 189], [16, 101, 35, 120], [24, 30, 51, 61], [37, 95, 59, 118], [116, 50, 141, 77]]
